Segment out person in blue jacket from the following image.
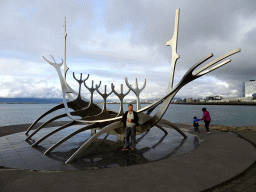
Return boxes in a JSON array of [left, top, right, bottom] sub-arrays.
[[193, 116, 200, 133]]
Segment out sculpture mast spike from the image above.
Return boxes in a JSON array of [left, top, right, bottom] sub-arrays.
[[166, 8, 180, 92], [63, 17, 69, 79]]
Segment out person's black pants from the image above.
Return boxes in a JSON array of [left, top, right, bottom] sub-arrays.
[[194, 126, 200, 132], [205, 121, 211, 132], [124, 126, 136, 148]]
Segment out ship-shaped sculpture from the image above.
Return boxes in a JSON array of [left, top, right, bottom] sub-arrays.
[[25, 9, 241, 164]]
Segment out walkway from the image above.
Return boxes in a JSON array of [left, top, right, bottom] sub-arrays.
[[0, 123, 255, 192]]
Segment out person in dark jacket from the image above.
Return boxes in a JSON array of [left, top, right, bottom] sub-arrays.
[[200, 108, 211, 134], [121, 104, 139, 151]]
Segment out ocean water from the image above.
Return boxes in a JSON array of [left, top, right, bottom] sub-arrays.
[[0, 103, 255, 127]]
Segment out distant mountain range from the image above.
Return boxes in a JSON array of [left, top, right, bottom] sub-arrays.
[[0, 98, 66, 104], [0, 97, 182, 104], [0, 98, 107, 104]]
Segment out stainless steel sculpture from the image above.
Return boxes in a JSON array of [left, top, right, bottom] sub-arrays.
[[25, 9, 241, 164], [112, 84, 130, 116], [125, 78, 146, 110]]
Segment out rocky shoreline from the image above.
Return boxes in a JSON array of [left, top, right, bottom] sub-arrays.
[[210, 125, 256, 132], [177, 123, 256, 132], [170, 122, 256, 132]]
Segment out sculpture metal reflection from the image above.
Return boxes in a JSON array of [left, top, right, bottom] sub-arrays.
[[25, 9, 241, 164]]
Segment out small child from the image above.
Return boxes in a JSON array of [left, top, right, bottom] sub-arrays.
[[193, 117, 200, 133]]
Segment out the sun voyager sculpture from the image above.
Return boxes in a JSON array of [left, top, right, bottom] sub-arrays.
[[25, 9, 241, 164]]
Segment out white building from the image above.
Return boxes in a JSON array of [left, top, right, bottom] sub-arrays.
[[244, 80, 256, 97]]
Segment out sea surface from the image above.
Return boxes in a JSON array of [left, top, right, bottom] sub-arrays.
[[0, 103, 255, 127]]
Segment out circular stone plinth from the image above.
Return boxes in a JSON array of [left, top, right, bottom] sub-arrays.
[[0, 126, 200, 171]]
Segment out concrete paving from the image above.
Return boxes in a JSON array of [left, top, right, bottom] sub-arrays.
[[0, 123, 256, 192], [0, 126, 200, 170], [204, 131, 256, 192]]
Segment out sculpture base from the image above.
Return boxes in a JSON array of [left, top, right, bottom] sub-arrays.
[[0, 125, 200, 170]]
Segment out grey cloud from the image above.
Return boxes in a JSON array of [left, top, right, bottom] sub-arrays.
[[103, 0, 256, 87], [243, 27, 256, 46], [104, 0, 255, 45], [0, 0, 94, 60], [1, 0, 255, 100]]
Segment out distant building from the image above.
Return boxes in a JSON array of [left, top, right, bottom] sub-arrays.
[[244, 80, 256, 97], [206, 95, 223, 101], [214, 96, 223, 100], [186, 98, 193, 102], [181, 98, 186, 103], [206, 96, 214, 101], [194, 98, 205, 102], [220, 97, 254, 103]]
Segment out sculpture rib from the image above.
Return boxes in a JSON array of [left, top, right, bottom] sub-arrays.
[[84, 80, 102, 105], [25, 103, 65, 135], [25, 97, 91, 136], [25, 113, 68, 141], [44, 111, 119, 155], [44, 123, 100, 155], [63, 16, 69, 79], [125, 77, 146, 110], [197, 59, 231, 76], [193, 48, 240, 76], [112, 84, 130, 116], [31, 121, 78, 147], [73, 72, 89, 98], [96, 84, 113, 112], [153, 8, 180, 134], [26, 102, 107, 141], [166, 8, 180, 91], [65, 121, 120, 163], [155, 124, 168, 134]]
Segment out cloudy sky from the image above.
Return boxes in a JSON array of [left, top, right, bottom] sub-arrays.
[[0, 0, 255, 101]]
